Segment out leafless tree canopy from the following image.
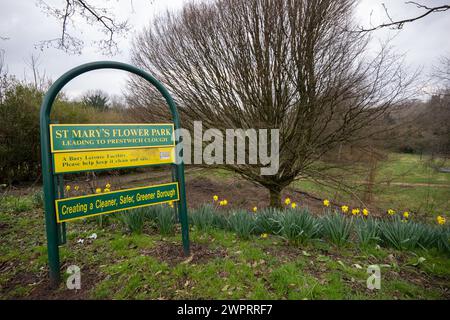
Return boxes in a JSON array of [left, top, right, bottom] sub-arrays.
[[127, 0, 413, 206], [36, 0, 131, 55], [433, 56, 450, 88]]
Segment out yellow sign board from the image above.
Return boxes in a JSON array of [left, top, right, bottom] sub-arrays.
[[53, 147, 175, 174]]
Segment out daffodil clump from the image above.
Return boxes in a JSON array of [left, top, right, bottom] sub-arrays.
[[283, 197, 299, 210], [212, 195, 228, 207], [64, 184, 81, 194]]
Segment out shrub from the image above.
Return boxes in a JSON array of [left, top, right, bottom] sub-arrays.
[[321, 212, 353, 246], [0, 82, 124, 184], [355, 218, 381, 247], [227, 210, 256, 240], [254, 208, 280, 234], [189, 204, 216, 231], [275, 209, 322, 244]]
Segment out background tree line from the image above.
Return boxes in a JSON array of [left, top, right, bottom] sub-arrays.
[[0, 53, 126, 184]]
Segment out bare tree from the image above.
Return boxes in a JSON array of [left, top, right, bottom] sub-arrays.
[[356, 1, 450, 32], [25, 54, 49, 91], [127, 0, 414, 207], [36, 0, 132, 55], [433, 55, 450, 88]]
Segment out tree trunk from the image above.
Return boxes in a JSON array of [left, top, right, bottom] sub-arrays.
[[269, 187, 282, 208]]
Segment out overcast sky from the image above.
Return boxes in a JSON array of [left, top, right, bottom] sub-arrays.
[[0, 0, 449, 99]]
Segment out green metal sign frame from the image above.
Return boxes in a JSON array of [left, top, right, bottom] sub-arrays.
[[39, 61, 190, 286]]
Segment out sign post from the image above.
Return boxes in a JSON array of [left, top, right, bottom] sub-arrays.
[[39, 61, 190, 286]]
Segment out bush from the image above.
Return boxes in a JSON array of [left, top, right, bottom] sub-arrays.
[[275, 209, 322, 244], [321, 213, 353, 246], [0, 82, 124, 184], [227, 210, 255, 240]]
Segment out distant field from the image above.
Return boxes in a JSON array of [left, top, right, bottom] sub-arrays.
[[293, 153, 449, 219]]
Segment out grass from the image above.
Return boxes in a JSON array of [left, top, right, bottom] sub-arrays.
[[293, 153, 449, 218], [0, 197, 449, 300], [0, 152, 448, 300]]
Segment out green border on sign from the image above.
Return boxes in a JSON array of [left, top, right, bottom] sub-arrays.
[[55, 182, 180, 223], [50, 123, 175, 153]]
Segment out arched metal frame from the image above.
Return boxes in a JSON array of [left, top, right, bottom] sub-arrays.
[[40, 61, 190, 285]]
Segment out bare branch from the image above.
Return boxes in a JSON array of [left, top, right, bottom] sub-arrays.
[[35, 0, 131, 55], [356, 2, 450, 32]]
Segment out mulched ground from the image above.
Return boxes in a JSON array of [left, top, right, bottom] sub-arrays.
[[141, 242, 228, 267], [4, 167, 380, 216]]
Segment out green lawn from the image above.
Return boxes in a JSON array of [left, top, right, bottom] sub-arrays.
[[293, 153, 449, 218], [1, 196, 449, 300]]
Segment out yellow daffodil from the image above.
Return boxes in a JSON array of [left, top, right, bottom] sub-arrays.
[[253, 206, 258, 213], [65, 185, 71, 192], [437, 216, 446, 225], [291, 203, 297, 209], [74, 185, 79, 191], [219, 200, 225, 206], [387, 209, 396, 216], [168, 201, 174, 208], [103, 188, 110, 193], [363, 208, 369, 216], [352, 208, 360, 216], [341, 205, 349, 214], [223, 199, 228, 206], [261, 233, 268, 239], [284, 198, 291, 205], [213, 195, 219, 201], [105, 183, 111, 189], [95, 188, 102, 194], [403, 212, 410, 219], [323, 199, 330, 207]]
